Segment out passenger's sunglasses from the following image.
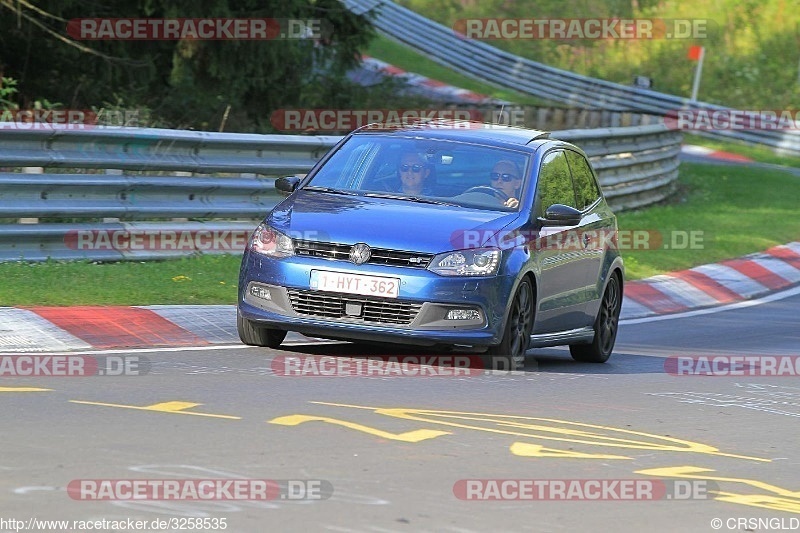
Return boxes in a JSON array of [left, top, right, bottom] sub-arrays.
[[400, 164, 424, 173], [490, 172, 519, 182]]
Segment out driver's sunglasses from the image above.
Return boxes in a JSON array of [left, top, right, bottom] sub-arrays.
[[490, 172, 519, 182], [400, 164, 424, 173]]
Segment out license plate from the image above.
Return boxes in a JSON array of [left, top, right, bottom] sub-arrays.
[[309, 270, 400, 298]]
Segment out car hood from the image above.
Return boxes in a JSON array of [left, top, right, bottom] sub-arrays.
[[267, 190, 521, 254]]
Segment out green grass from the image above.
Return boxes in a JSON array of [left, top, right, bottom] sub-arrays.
[[0, 163, 797, 305], [0, 255, 241, 306], [619, 163, 800, 280], [364, 34, 550, 106], [683, 133, 800, 169]]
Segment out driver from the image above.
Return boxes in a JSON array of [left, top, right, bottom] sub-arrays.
[[396, 152, 432, 195], [489, 160, 523, 208]]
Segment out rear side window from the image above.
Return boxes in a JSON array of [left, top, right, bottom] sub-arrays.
[[536, 150, 576, 217], [566, 151, 601, 211]]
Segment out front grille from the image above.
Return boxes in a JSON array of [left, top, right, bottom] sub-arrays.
[[287, 289, 422, 325], [293, 240, 433, 268]]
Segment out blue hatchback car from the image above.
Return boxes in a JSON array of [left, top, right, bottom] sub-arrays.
[[238, 122, 623, 370]]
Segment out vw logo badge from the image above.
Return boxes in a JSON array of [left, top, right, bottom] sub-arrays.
[[349, 243, 371, 265]]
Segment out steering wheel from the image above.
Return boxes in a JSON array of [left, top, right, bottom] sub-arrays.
[[462, 186, 509, 202]]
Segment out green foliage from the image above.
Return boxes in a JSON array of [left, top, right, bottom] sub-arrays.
[[0, 0, 380, 131], [396, 0, 800, 109], [0, 76, 18, 107]]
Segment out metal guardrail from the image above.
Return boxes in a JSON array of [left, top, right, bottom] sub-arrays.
[[558, 125, 682, 211], [0, 174, 282, 219], [344, 0, 800, 156], [0, 126, 341, 173], [0, 221, 257, 262], [0, 122, 680, 261]]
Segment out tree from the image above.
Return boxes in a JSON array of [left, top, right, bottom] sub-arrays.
[[0, 0, 376, 131]]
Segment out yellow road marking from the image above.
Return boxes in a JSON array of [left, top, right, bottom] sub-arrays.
[[269, 414, 449, 442], [281, 402, 790, 515], [310, 402, 769, 461], [0, 386, 52, 392], [510, 442, 631, 460], [636, 466, 800, 514], [70, 400, 240, 419]]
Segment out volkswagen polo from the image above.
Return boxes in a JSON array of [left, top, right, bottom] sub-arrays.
[[237, 122, 623, 370]]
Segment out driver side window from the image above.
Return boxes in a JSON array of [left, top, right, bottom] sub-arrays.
[[536, 150, 577, 218]]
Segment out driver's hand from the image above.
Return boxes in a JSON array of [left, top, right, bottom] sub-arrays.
[[504, 197, 519, 208]]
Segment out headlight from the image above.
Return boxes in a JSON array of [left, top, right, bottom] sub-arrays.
[[428, 248, 501, 276], [249, 224, 294, 257]]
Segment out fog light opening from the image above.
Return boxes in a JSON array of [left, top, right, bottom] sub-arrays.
[[446, 309, 481, 321], [250, 285, 272, 301]]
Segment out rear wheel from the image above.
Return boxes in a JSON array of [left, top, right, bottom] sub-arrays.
[[570, 273, 621, 363], [237, 310, 287, 348], [485, 279, 534, 371]]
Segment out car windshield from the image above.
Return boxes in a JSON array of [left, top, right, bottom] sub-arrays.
[[304, 135, 531, 211]]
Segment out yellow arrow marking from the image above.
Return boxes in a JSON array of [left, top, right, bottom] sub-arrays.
[[636, 466, 800, 514], [70, 400, 240, 420], [0, 386, 52, 392], [309, 402, 769, 462], [269, 414, 450, 443], [510, 442, 631, 460]]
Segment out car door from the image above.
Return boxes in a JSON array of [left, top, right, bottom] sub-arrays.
[[565, 149, 612, 318], [531, 149, 589, 334]]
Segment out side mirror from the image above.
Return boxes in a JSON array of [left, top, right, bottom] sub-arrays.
[[275, 176, 301, 196], [538, 204, 582, 226]]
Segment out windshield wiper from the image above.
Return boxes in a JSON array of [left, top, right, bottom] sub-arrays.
[[303, 186, 360, 196], [364, 192, 461, 207]]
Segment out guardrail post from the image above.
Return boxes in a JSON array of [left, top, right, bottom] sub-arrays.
[[103, 168, 123, 223], [172, 171, 192, 222], [18, 167, 42, 224]]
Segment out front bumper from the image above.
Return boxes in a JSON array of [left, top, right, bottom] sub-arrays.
[[238, 251, 515, 347]]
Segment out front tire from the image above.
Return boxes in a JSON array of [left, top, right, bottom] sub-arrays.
[[570, 273, 621, 363], [485, 278, 534, 371], [237, 310, 287, 348]]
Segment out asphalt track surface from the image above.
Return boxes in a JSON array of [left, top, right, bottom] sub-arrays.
[[2, 286, 799, 533]]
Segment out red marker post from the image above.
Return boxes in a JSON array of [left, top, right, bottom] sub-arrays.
[[688, 45, 705, 101]]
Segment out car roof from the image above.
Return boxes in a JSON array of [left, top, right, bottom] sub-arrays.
[[352, 119, 550, 149]]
